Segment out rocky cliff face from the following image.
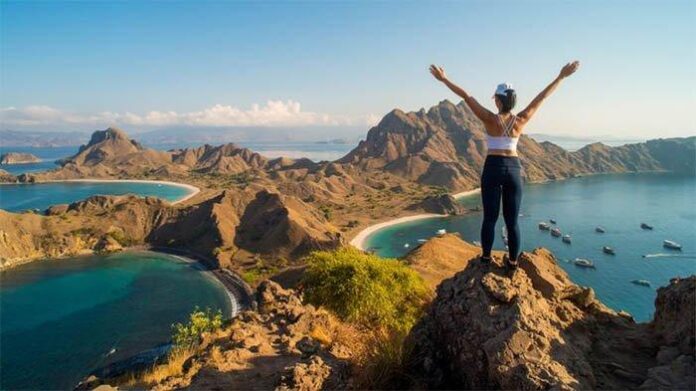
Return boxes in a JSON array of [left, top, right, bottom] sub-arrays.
[[340, 100, 696, 190], [406, 237, 696, 390], [0, 169, 15, 182]]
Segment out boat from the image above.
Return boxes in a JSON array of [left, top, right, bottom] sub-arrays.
[[663, 240, 682, 250], [538, 222, 550, 230], [631, 279, 651, 287], [562, 235, 571, 244], [550, 227, 562, 237], [473, 241, 481, 247], [436, 229, 446, 236], [417, 239, 427, 243], [641, 223, 654, 230], [550, 219, 557, 224], [573, 258, 595, 269], [595, 226, 606, 233], [403, 243, 410, 248], [602, 246, 616, 255]]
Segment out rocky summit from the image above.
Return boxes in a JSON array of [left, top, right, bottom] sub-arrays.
[[406, 241, 695, 390]]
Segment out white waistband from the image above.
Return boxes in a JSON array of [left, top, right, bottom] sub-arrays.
[[487, 135, 519, 151]]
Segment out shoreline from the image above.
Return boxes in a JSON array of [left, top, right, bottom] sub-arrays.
[[349, 188, 481, 251], [8, 178, 201, 205]]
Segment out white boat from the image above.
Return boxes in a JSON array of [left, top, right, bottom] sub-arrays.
[[562, 235, 571, 244], [501, 226, 508, 245], [550, 218, 557, 225], [473, 241, 481, 247], [417, 239, 427, 243], [595, 226, 606, 233], [404, 243, 410, 248], [551, 227, 562, 237], [663, 240, 682, 250], [538, 222, 550, 230], [436, 229, 446, 236], [602, 246, 616, 255], [631, 279, 651, 287], [573, 258, 595, 269]]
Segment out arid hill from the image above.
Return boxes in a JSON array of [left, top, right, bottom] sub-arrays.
[[406, 235, 695, 390], [0, 190, 340, 271], [339, 100, 696, 190]]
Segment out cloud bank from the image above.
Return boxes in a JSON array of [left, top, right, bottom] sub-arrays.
[[0, 100, 378, 129]]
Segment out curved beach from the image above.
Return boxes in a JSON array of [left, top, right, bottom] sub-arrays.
[[350, 188, 481, 251], [42, 179, 200, 204]]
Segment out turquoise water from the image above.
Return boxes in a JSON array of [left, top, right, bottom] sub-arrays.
[[0, 146, 74, 175], [365, 173, 696, 322], [0, 181, 193, 212], [0, 251, 231, 390]]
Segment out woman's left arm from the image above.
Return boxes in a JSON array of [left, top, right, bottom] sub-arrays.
[[430, 65, 496, 123]]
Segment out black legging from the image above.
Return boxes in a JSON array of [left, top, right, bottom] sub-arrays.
[[480, 155, 523, 261]]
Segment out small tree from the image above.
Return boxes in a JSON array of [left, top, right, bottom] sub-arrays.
[[171, 307, 223, 349]]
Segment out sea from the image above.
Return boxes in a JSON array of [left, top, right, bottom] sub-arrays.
[[364, 173, 696, 322], [0, 251, 232, 390]]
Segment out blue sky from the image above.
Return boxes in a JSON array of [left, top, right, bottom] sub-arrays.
[[1, 0, 694, 138]]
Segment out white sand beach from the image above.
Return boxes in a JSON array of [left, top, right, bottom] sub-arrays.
[[44, 179, 200, 204], [350, 188, 480, 251], [453, 187, 481, 199], [350, 213, 444, 251]]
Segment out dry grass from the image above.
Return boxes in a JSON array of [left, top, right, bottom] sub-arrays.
[[350, 329, 415, 390], [123, 347, 196, 387], [309, 325, 333, 346]]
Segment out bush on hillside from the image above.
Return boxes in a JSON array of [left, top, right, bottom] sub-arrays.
[[302, 248, 431, 332], [172, 307, 223, 349]]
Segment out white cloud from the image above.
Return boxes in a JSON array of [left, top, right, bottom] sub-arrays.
[[0, 101, 377, 129]]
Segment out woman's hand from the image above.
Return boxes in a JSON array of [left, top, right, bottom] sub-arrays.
[[559, 61, 580, 79], [430, 64, 447, 82]]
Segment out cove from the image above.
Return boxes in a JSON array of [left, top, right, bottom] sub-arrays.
[[0, 180, 196, 212], [364, 173, 696, 322], [0, 251, 232, 390]]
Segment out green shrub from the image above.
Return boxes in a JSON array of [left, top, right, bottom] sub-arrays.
[[171, 307, 223, 350], [302, 248, 431, 332]]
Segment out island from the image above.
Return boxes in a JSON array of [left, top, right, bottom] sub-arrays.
[[0, 152, 41, 164]]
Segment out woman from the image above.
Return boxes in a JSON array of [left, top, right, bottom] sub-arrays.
[[430, 61, 580, 268]]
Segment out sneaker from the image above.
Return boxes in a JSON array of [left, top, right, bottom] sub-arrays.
[[504, 254, 519, 269], [479, 255, 492, 264]]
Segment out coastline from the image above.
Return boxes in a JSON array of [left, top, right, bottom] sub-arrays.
[[32, 178, 200, 205], [349, 213, 445, 251], [349, 188, 481, 251]]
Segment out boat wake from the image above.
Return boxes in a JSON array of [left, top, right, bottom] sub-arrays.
[[642, 253, 696, 259]]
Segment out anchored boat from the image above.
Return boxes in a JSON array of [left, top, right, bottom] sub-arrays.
[[663, 240, 682, 250], [538, 222, 550, 231], [550, 218, 557, 224], [602, 246, 616, 255], [562, 235, 571, 244], [641, 223, 654, 230], [595, 226, 606, 233], [551, 227, 562, 237], [436, 229, 446, 236], [631, 279, 651, 287], [573, 258, 595, 269]]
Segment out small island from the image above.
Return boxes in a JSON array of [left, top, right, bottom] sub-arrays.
[[0, 152, 41, 165]]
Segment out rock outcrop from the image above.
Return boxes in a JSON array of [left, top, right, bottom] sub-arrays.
[[0, 168, 16, 182], [127, 280, 358, 391], [406, 243, 696, 390], [0, 152, 41, 164]]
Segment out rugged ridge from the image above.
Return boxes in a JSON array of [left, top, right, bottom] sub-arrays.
[[339, 100, 696, 190], [405, 236, 696, 390]]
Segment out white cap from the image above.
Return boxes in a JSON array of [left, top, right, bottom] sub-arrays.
[[494, 82, 514, 97]]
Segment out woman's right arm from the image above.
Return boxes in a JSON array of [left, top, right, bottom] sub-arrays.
[[518, 61, 580, 124], [430, 65, 496, 123]]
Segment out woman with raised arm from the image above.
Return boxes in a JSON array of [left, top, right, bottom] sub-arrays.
[[429, 61, 580, 269]]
